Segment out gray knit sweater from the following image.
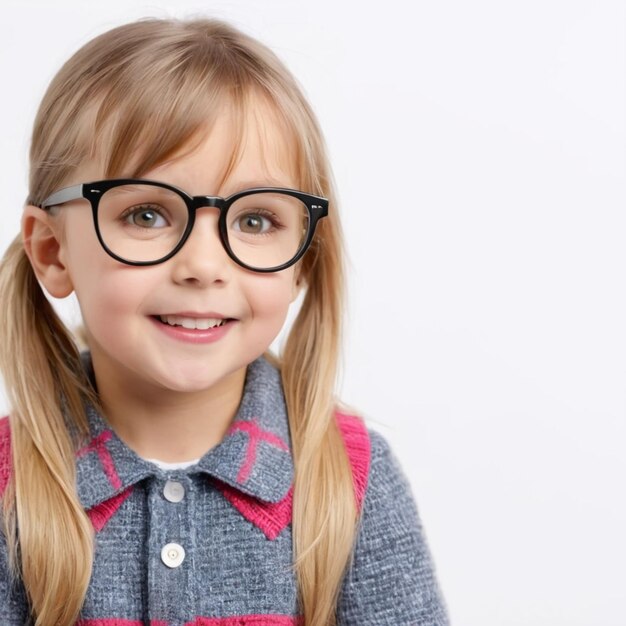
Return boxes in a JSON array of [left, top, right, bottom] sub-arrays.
[[0, 356, 449, 625]]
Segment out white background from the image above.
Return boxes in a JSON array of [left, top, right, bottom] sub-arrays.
[[1, 1, 625, 624]]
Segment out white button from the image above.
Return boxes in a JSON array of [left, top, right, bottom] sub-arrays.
[[163, 480, 185, 503], [161, 542, 185, 568]]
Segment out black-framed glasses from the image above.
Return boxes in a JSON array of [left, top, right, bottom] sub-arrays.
[[39, 179, 329, 272]]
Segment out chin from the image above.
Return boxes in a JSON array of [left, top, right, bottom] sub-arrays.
[[159, 376, 224, 394], [154, 364, 244, 395]]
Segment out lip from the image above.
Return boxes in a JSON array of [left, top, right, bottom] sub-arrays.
[[149, 315, 236, 344], [155, 311, 230, 319]]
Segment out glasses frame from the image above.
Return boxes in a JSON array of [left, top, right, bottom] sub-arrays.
[[39, 178, 329, 273]]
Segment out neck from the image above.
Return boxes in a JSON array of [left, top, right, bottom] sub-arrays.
[[90, 357, 246, 463]]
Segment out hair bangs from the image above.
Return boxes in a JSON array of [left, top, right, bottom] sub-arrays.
[[92, 59, 234, 179]]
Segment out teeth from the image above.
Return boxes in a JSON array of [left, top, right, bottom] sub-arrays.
[[159, 315, 226, 330]]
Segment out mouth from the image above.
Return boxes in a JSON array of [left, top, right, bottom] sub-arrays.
[[153, 315, 233, 330]]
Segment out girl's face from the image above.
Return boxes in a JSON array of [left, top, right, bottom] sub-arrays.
[[33, 99, 301, 400]]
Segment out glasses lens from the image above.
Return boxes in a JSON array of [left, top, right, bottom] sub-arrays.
[[225, 192, 310, 269], [97, 184, 188, 263]]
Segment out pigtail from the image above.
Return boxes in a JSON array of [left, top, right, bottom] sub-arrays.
[[282, 200, 359, 625], [0, 234, 96, 626]]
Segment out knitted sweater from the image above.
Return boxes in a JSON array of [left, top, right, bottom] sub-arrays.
[[0, 356, 449, 625]]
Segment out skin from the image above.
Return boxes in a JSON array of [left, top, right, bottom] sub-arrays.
[[22, 100, 302, 462]]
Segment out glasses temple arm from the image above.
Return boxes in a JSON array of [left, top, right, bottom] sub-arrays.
[[40, 184, 84, 209]]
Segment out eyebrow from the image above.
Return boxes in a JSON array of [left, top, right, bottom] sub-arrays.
[[220, 178, 299, 195]]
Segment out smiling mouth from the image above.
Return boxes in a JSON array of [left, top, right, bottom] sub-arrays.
[[156, 315, 231, 330]]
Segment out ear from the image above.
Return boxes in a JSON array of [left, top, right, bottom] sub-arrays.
[[21, 205, 74, 298]]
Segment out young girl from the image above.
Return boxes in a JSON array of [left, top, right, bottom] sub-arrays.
[[0, 17, 449, 626]]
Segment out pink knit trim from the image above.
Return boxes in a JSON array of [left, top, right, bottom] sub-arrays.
[[76, 430, 122, 490], [76, 616, 301, 625], [0, 417, 11, 498], [76, 617, 168, 626], [227, 418, 289, 484], [216, 480, 293, 540], [186, 616, 303, 625], [335, 411, 371, 513], [87, 486, 134, 532]]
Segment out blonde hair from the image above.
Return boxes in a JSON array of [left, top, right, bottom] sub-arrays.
[[0, 18, 359, 626]]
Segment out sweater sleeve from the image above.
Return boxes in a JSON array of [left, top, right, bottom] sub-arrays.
[[336, 428, 450, 626], [0, 417, 30, 624], [0, 526, 30, 625]]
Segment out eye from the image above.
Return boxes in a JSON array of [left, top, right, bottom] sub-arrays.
[[232, 212, 275, 234], [123, 205, 169, 228]]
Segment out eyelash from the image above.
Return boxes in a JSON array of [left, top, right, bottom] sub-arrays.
[[231, 209, 285, 233], [119, 205, 170, 227], [116, 204, 288, 235]]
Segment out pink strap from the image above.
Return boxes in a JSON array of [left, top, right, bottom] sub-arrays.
[[335, 411, 371, 512], [0, 417, 11, 498]]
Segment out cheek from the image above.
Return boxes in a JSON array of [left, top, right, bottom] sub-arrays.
[[72, 264, 157, 336], [244, 274, 297, 332], [64, 214, 156, 309]]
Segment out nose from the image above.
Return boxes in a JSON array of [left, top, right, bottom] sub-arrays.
[[168, 209, 232, 285]]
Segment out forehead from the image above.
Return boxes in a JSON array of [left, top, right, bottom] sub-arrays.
[[135, 93, 299, 195]]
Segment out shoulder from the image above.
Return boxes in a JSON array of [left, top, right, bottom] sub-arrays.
[[334, 410, 417, 516], [362, 426, 418, 518], [0, 417, 11, 498], [336, 420, 450, 625], [355, 425, 421, 538], [334, 411, 422, 517]]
